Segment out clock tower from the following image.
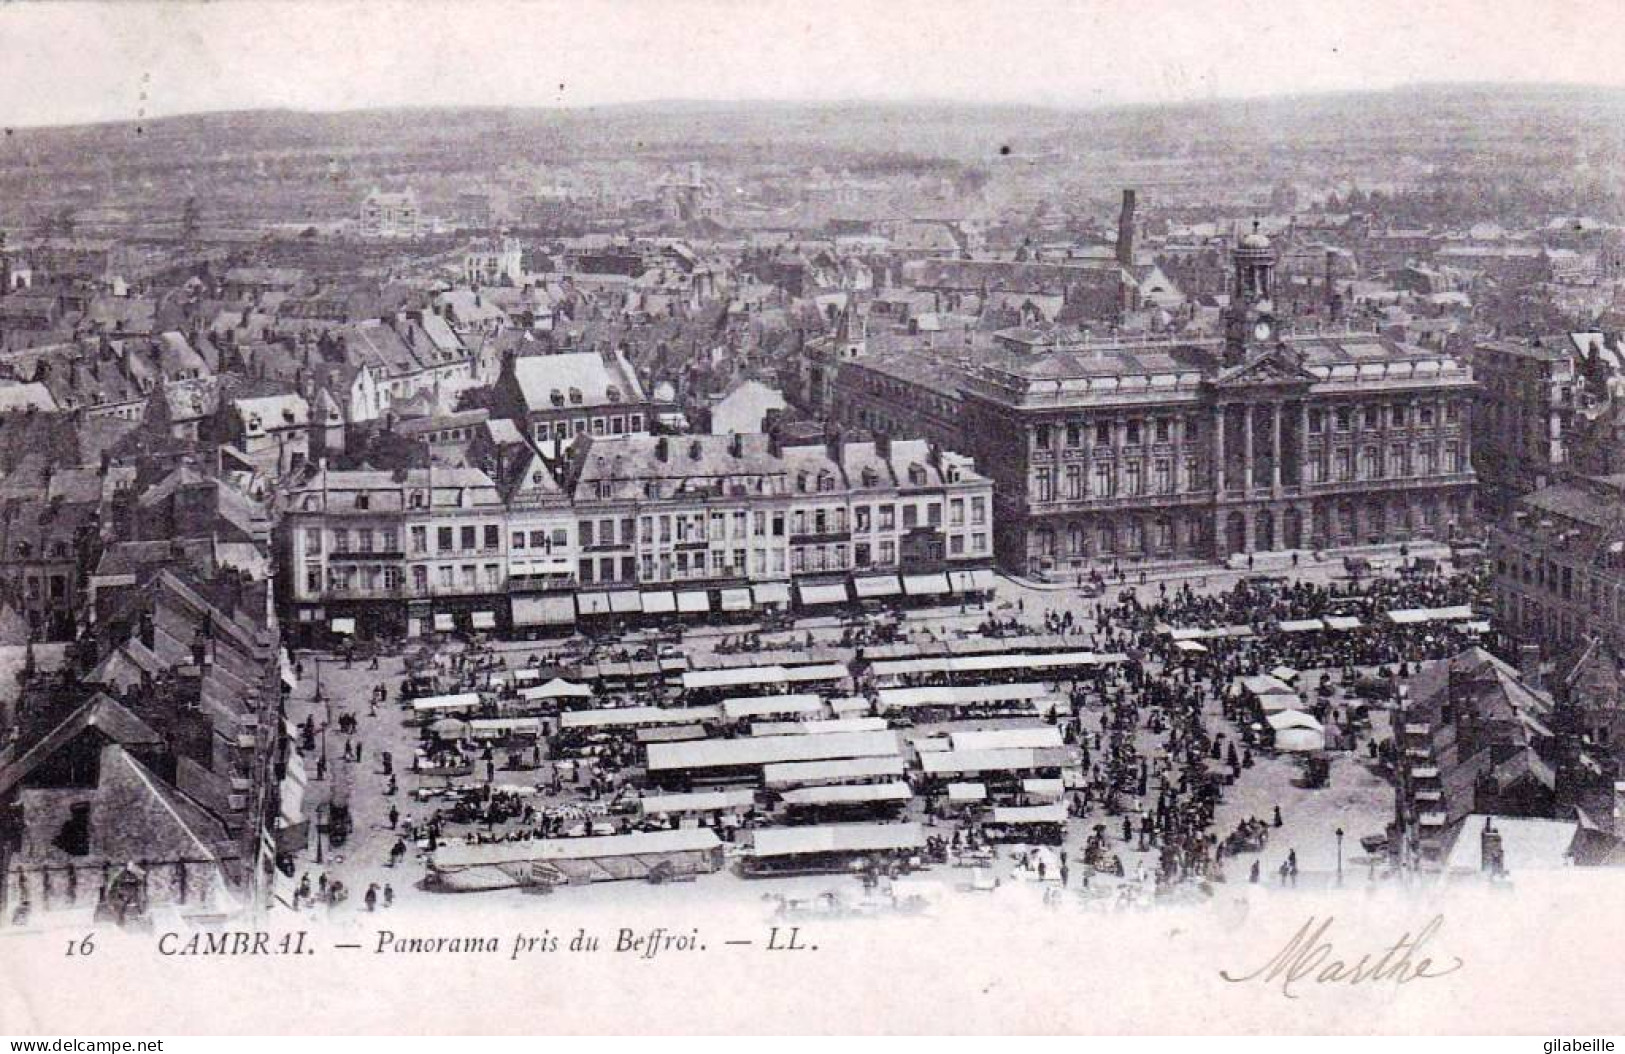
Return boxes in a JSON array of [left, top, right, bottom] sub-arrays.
[[1223, 222, 1277, 366]]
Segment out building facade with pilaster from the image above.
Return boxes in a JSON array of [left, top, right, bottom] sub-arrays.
[[960, 233, 1479, 576]]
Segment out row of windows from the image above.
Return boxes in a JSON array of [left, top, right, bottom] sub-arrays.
[[1307, 401, 1462, 433], [1302, 443, 1466, 484], [1032, 401, 1466, 452], [1034, 458, 1200, 501], [1035, 417, 1191, 451], [307, 495, 991, 558], [310, 562, 502, 595], [533, 412, 645, 441]]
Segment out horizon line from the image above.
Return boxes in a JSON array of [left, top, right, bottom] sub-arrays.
[[6, 78, 1623, 135]]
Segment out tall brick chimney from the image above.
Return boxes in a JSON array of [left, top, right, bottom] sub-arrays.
[[1116, 189, 1137, 268]]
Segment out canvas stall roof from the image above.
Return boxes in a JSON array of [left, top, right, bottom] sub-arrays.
[[1022, 777, 1065, 799], [762, 755, 909, 788], [560, 706, 719, 729], [920, 748, 1040, 775], [1266, 710, 1324, 733], [720, 694, 824, 720], [782, 663, 849, 684], [875, 683, 1052, 711], [411, 692, 482, 712], [646, 730, 900, 771], [780, 781, 913, 806], [751, 718, 888, 736], [748, 822, 925, 858], [682, 665, 788, 691], [946, 782, 987, 802], [639, 790, 755, 815], [434, 828, 720, 869], [1278, 618, 1326, 633], [948, 726, 1065, 752], [521, 678, 593, 700], [990, 804, 1068, 824]]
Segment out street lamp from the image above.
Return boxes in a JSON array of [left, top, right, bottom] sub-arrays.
[[1336, 826, 1345, 885]]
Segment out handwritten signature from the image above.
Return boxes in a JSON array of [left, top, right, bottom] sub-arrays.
[[1221, 915, 1463, 998]]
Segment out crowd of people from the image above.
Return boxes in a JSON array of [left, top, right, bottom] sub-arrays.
[[273, 556, 1492, 913]]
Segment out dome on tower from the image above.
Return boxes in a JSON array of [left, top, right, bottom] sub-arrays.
[[1239, 230, 1272, 251]]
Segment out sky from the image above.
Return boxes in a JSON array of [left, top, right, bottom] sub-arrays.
[[2, 0, 1625, 128]]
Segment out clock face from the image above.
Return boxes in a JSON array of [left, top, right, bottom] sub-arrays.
[[1253, 320, 1273, 341]]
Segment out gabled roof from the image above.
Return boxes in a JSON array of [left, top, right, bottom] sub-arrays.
[[0, 693, 163, 799]]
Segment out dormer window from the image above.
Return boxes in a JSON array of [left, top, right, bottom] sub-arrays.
[[606, 385, 622, 403], [569, 387, 583, 405], [354, 493, 370, 510]]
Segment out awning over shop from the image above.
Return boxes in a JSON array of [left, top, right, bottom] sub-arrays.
[[949, 568, 997, 593], [608, 591, 643, 614], [471, 611, 496, 630], [433, 613, 456, 632], [853, 575, 901, 598], [676, 591, 711, 613], [720, 588, 754, 612], [641, 590, 677, 615], [798, 582, 849, 606], [577, 592, 613, 616], [330, 618, 355, 635], [511, 595, 575, 627], [753, 582, 791, 606], [903, 573, 952, 596]]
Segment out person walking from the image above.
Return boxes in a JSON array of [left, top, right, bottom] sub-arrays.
[[387, 805, 399, 830], [364, 884, 378, 912]]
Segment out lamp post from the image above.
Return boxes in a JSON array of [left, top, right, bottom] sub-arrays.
[[1336, 826, 1345, 886]]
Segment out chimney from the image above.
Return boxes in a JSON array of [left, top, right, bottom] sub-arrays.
[[824, 423, 842, 464], [655, 436, 669, 462], [1324, 250, 1338, 307], [1480, 817, 1505, 876], [875, 433, 892, 461], [1116, 189, 1137, 268], [729, 432, 743, 459]]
